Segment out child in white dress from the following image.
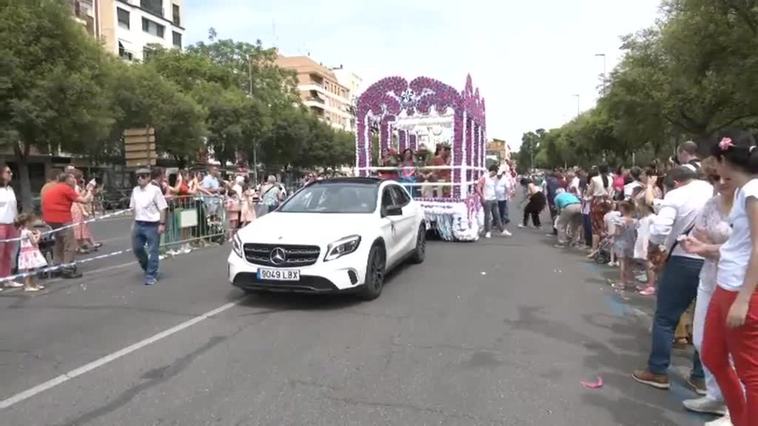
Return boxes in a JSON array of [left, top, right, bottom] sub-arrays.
[[634, 201, 658, 295], [15, 213, 47, 292]]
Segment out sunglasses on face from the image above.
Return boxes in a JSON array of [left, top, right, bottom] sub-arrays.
[[137, 174, 150, 179]]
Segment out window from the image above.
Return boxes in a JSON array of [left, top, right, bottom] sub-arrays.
[[118, 41, 133, 61], [381, 188, 395, 209], [389, 185, 411, 207], [140, 0, 163, 17], [143, 46, 155, 61], [172, 31, 182, 48], [117, 8, 129, 29], [172, 3, 180, 26], [142, 18, 164, 38], [278, 183, 378, 214]]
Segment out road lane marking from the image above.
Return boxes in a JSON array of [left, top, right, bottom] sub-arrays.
[[0, 299, 242, 410]]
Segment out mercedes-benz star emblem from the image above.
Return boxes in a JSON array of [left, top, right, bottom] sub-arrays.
[[270, 247, 287, 265]]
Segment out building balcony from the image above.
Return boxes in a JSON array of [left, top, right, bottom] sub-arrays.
[[308, 73, 325, 85], [306, 90, 325, 104]]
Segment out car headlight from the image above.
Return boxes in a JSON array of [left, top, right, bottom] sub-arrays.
[[232, 233, 243, 258], [324, 235, 361, 262]]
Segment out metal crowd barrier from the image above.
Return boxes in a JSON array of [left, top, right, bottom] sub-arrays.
[[162, 195, 228, 250]]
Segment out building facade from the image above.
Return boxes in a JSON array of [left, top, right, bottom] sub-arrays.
[[331, 66, 363, 132], [275, 56, 355, 132], [69, 0, 184, 61], [486, 138, 511, 163]]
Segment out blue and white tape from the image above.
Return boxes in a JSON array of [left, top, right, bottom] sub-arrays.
[[0, 209, 132, 244]]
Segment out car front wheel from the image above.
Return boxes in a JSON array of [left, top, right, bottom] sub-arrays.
[[358, 244, 385, 300], [410, 225, 426, 264]]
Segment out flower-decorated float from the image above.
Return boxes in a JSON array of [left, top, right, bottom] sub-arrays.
[[355, 75, 487, 241]]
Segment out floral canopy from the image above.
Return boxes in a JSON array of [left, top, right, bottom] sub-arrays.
[[355, 75, 487, 198]]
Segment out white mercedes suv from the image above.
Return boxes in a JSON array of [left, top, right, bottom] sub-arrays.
[[228, 177, 426, 300]]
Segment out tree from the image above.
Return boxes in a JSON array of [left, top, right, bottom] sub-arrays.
[[0, 0, 116, 209], [530, 0, 758, 168], [107, 63, 206, 162], [516, 130, 544, 172]]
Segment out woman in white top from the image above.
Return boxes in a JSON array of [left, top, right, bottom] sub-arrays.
[[0, 164, 18, 289], [680, 160, 734, 419], [694, 130, 758, 426], [587, 164, 614, 255]]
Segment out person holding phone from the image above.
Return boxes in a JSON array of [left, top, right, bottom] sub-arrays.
[[42, 172, 94, 279], [72, 172, 100, 253]]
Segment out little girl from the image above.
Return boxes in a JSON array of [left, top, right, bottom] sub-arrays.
[[611, 201, 637, 290], [602, 204, 621, 266], [634, 200, 657, 295], [224, 187, 240, 239], [15, 213, 47, 292]]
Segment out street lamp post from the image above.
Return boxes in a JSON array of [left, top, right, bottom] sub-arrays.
[[573, 94, 580, 117], [247, 54, 258, 185], [595, 53, 607, 91]]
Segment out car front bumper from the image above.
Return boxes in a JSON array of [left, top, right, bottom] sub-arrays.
[[227, 250, 368, 293]]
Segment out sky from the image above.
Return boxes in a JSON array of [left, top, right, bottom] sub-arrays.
[[184, 0, 662, 150]]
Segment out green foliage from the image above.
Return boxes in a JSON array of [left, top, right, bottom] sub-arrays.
[[0, 2, 355, 207], [528, 0, 758, 169]]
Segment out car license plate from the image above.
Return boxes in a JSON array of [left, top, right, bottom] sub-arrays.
[[257, 269, 300, 281]]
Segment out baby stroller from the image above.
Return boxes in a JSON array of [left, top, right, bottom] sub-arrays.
[[593, 234, 613, 265]]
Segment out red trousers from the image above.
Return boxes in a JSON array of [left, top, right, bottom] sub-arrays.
[[702, 286, 758, 426], [0, 223, 18, 279]]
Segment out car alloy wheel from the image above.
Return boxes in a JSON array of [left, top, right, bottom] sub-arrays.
[[359, 245, 385, 300], [411, 225, 426, 264], [371, 249, 385, 291]]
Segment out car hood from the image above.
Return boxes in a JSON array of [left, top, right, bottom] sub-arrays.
[[237, 212, 375, 245]]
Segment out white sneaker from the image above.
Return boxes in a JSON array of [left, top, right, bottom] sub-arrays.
[[517, 224, 526, 228], [5, 281, 23, 288], [705, 413, 732, 426], [484, 232, 492, 239], [683, 397, 727, 416], [501, 229, 512, 237]]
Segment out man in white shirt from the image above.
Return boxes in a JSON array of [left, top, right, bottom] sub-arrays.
[[633, 166, 713, 391], [477, 165, 511, 238], [677, 140, 702, 172], [624, 167, 643, 199], [495, 165, 513, 227], [130, 168, 168, 286]]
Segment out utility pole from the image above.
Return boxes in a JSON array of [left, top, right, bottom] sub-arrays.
[[573, 94, 580, 117]]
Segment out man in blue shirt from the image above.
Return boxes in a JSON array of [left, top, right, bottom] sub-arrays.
[[553, 189, 583, 248]]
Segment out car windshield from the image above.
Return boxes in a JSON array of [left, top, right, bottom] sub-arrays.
[[278, 183, 378, 214]]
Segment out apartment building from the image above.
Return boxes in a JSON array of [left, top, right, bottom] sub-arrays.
[[486, 138, 511, 162], [69, 0, 185, 61], [275, 55, 354, 132], [331, 66, 363, 132]]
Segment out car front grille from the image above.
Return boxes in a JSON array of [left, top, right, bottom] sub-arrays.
[[243, 243, 321, 267]]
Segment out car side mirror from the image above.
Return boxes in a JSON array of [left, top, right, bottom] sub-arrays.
[[384, 206, 403, 217]]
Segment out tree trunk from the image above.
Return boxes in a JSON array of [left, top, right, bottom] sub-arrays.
[[13, 143, 33, 213]]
